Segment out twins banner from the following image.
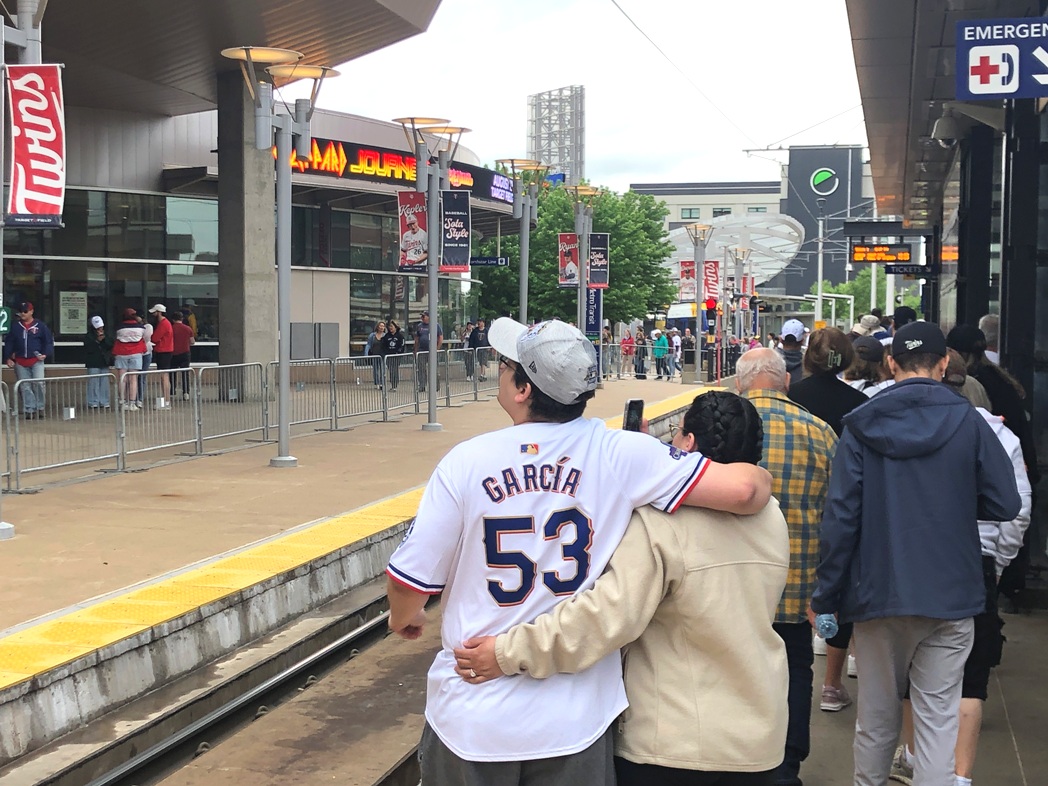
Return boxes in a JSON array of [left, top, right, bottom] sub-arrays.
[[679, 260, 697, 302], [397, 191, 429, 272], [439, 190, 471, 273], [703, 260, 720, 302], [6, 64, 66, 227], [558, 233, 580, 288], [587, 232, 609, 289]]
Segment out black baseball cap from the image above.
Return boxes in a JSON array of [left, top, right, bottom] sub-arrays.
[[853, 335, 885, 362], [892, 321, 946, 359], [946, 324, 987, 355], [892, 306, 917, 329]]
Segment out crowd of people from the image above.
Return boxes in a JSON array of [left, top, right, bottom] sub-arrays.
[[383, 309, 1038, 786], [0, 301, 197, 416]]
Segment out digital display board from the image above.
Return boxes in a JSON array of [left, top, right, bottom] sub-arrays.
[[850, 243, 912, 263]]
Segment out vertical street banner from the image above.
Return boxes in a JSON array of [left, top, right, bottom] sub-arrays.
[[397, 191, 429, 272], [439, 190, 471, 273], [585, 286, 602, 340], [558, 232, 580, 288], [702, 260, 720, 302], [6, 64, 66, 227], [679, 260, 697, 302], [587, 232, 609, 289]]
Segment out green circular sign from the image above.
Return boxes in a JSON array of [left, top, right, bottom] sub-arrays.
[[810, 167, 840, 197]]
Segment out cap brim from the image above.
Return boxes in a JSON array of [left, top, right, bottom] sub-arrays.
[[487, 317, 527, 362]]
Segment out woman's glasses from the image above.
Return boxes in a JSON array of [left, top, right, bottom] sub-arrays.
[[668, 420, 681, 439]]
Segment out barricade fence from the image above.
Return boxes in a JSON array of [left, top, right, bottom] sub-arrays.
[[2, 352, 635, 488]]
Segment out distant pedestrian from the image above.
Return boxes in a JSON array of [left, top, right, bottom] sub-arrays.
[[620, 330, 634, 376], [633, 328, 648, 379], [149, 304, 173, 408], [842, 337, 894, 397], [777, 320, 805, 386], [3, 302, 54, 419], [366, 321, 387, 388], [653, 329, 669, 379], [670, 327, 682, 374], [170, 311, 195, 400], [181, 299, 199, 337], [380, 320, 405, 391], [468, 317, 490, 381], [113, 308, 146, 410], [414, 311, 443, 392], [84, 316, 113, 409], [460, 321, 475, 380], [788, 327, 868, 437]]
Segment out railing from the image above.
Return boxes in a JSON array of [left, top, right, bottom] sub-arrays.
[[1, 350, 638, 489]]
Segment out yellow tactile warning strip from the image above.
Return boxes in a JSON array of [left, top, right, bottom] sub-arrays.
[[0, 393, 704, 692]]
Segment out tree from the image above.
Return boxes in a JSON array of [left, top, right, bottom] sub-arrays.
[[807, 266, 922, 319], [472, 186, 677, 324]]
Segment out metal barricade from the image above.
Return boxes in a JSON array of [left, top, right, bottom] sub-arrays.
[[413, 350, 441, 412], [333, 356, 385, 426], [381, 352, 417, 416], [267, 359, 336, 430], [122, 368, 199, 457], [443, 348, 477, 403], [0, 381, 9, 489], [11, 373, 121, 487], [198, 363, 267, 444]]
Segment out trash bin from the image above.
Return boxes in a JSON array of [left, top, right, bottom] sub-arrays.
[[682, 347, 699, 384]]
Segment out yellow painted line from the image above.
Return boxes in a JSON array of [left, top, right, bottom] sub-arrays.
[[0, 394, 690, 692]]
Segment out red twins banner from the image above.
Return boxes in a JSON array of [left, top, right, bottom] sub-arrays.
[[397, 191, 429, 272], [587, 232, 609, 289], [703, 259, 720, 302], [679, 260, 697, 302], [6, 64, 66, 227], [558, 232, 580, 288]]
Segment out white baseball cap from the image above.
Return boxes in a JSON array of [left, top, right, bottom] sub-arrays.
[[780, 319, 805, 341], [90, 316, 104, 329], [488, 318, 598, 405], [148, 303, 166, 314]]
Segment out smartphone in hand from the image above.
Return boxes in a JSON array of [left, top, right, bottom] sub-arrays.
[[623, 399, 644, 432]]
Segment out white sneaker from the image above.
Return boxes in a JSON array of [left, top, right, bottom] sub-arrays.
[[182, 393, 190, 401], [847, 654, 858, 678], [813, 635, 827, 656]]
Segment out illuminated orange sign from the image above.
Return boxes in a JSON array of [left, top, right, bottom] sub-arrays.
[[850, 243, 912, 263]]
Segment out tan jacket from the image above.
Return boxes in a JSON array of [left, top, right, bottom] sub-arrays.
[[496, 500, 790, 772]]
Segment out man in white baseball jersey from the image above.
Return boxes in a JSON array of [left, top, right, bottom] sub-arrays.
[[387, 317, 773, 785], [400, 210, 428, 266]]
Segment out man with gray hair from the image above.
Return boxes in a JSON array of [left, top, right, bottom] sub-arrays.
[[735, 348, 838, 786], [978, 313, 999, 365]]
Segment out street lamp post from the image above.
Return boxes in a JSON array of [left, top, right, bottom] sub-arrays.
[[496, 159, 547, 324], [684, 223, 712, 378], [565, 185, 600, 329], [393, 119, 468, 432], [221, 47, 339, 468]]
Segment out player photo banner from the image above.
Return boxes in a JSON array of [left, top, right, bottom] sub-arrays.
[[558, 233, 580, 288], [439, 189, 471, 273], [587, 233, 609, 289], [6, 64, 66, 227], [397, 190, 429, 272], [679, 260, 697, 302]]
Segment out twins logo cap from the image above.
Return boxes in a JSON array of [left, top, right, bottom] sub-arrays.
[[892, 321, 946, 359], [488, 318, 598, 405]]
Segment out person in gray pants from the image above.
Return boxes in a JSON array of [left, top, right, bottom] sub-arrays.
[[810, 321, 1021, 786]]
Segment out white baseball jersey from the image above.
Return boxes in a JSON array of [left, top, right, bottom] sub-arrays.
[[401, 228, 428, 264], [387, 417, 709, 762]]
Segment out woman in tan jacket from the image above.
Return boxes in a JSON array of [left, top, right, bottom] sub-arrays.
[[455, 391, 790, 785]]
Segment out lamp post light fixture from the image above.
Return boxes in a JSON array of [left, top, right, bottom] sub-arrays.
[[564, 184, 601, 329], [495, 158, 547, 324], [221, 46, 339, 468], [684, 223, 713, 379], [393, 118, 469, 432]]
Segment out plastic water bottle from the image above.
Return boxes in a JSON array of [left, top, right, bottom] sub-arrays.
[[815, 613, 838, 640]]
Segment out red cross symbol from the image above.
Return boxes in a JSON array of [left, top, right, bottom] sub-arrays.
[[970, 55, 1000, 85]]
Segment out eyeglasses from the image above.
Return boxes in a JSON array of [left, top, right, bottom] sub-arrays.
[[668, 420, 681, 439], [498, 355, 515, 370]]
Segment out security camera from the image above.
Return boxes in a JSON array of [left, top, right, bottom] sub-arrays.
[[931, 110, 960, 149]]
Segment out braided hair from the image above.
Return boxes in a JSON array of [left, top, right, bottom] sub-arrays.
[[680, 391, 763, 465]]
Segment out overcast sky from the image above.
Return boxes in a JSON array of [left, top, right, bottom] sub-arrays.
[[285, 0, 865, 193]]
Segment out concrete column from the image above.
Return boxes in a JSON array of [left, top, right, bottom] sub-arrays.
[[217, 70, 277, 366]]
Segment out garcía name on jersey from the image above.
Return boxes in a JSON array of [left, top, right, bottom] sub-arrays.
[[482, 455, 581, 503]]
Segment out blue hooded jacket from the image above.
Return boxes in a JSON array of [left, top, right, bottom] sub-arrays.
[[811, 377, 1021, 623]]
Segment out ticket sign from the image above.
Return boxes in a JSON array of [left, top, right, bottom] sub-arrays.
[[850, 243, 912, 263]]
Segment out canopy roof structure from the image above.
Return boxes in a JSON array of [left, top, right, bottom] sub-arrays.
[[32, 0, 441, 116], [668, 213, 806, 286]]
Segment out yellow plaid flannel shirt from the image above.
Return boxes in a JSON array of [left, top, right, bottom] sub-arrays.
[[743, 389, 838, 624]]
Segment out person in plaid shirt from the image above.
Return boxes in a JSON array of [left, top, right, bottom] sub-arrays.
[[736, 348, 838, 786]]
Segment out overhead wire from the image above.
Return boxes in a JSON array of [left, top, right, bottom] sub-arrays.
[[607, 0, 757, 145], [766, 105, 863, 148]]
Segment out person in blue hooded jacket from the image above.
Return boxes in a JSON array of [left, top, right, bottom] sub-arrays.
[[810, 321, 1021, 786]]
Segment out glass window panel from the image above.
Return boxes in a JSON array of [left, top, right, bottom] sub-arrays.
[[4, 189, 106, 258], [350, 272, 386, 354], [329, 209, 351, 268], [293, 205, 319, 266], [45, 259, 108, 341], [166, 264, 219, 341], [681, 208, 700, 219], [350, 212, 384, 270], [107, 192, 166, 259], [166, 197, 218, 262], [107, 262, 165, 320], [712, 207, 732, 217], [748, 206, 767, 213]]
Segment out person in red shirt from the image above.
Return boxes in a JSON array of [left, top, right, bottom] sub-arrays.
[[148, 304, 174, 408], [170, 311, 195, 400]]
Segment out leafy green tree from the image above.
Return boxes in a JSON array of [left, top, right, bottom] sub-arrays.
[[807, 266, 922, 318], [472, 187, 676, 324]]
